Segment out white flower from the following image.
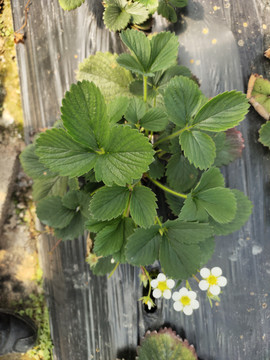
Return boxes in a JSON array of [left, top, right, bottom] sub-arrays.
[[199, 267, 227, 296], [150, 273, 175, 299], [172, 287, 199, 315]]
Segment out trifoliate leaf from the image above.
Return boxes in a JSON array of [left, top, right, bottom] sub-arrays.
[[94, 218, 131, 257], [20, 144, 56, 179], [112, 217, 135, 263], [36, 196, 74, 229], [58, 0, 85, 11], [108, 96, 129, 123], [148, 157, 165, 179], [62, 190, 90, 218], [259, 121, 270, 148], [89, 186, 130, 221], [36, 128, 97, 178], [130, 185, 157, 228], [193, 91, 249, 132], [90, 256, 115, 276], [166, 153, 198, 193], [125, 97, 147, 124], [178, 194, 209, 222], [196, 187, 237, 224], [140, 108, 168, 131], [193, 167, 225, 193], [54, 212, 85, 240], [137, 0, 158, 14], [179, 130, 216, 170], [118, 29, 179, 76], [126, 225, 161, 265], [126, 1, 149, 24], [103, 0, 131, 32], [209, 189, 252, 235], [33, 176, 69, 202], [94, 125, 154, 186], [158, 0, 177, 23], [213, 128, 245, 167], [157, 65, 193, 93], [77, 52, 133, 103], [61, 81, 109, 150], [160, 220, 213, 279], [164, 76, 203, 128]]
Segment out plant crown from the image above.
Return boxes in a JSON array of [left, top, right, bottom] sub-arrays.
[[20, 29, 252, 282]]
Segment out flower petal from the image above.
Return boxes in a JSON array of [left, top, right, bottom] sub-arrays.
[[172, 291, 181, 301], [157, 273, 166, 282], [163, 289, 172, 299], [217, 276, 227, 287], [150, 279, 158, 288], [153, 288, 162, 298], [209, 285, 221, 296], [199, 280, 209, 291], [178, 287, 189, 297], [211, 267, 222, 277], [183, 305, 193, 316], [188, 291, 197, 300], [173, 301, 183, 312], [166, 279, 175, 289], [191, 299, 199, 309], [200, 268, 210, 278]]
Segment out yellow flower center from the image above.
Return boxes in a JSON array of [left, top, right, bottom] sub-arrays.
[[157, 281, 168, 292], [207, 274, 218, 285], [180, 296, 191, 306]]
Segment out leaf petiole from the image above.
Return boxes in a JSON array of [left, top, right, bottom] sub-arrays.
[[147, 175, 187, 199], [143, 75, 148, 103], [153, 125, 193, 148]]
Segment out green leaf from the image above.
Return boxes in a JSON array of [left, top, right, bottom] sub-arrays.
[[164, 76, 203, 127], [89, 186, 130, 221], [165, 192, 185, 216], [33, 176, 68, 202], [130, 185, 157, 228], [90, 256, 115, 276], [108, 96, 129, 124], [20, 144, 56, 179], [251, 77, 270, 113], [158, 0, 177, 22], [149, 32, 179, 73], [120, 29, 151, 71], [125, 97, 147, 124], [209, 189, 252, 235], [35, 128, 97, 177], [126, 2, 149, 24], [61, 81, 109, 150], [178, 194, 209, 222], [58, 0, 85, 11], [85, 217, 119, 233], [103, 0, 131, 32], [160, 220, 213, 279], [126, 225, 161, 265], [179, 130, 216, 170], [77, 52, 133, 103], [140, 108, 168, 131], [94, 218, 131, 257], [259, 121, 270, 148], [62, 190, 90, 217], [137, 0, 158, 14], [169, 0, 188, 7], [112, 217, 135, 263], [54, 212, 85, 240], [68, 177, 80, 191], [166, 153, 198, 193], [36, 197, 74, 229], [118, 29, 179, 76], [157, 65, 193, 92], [94, 125, 154, 186], [193, 167, 224, 193], [148, 157, 165, 179], [193, 91, 249, 132], [196, 187, 237, 224]]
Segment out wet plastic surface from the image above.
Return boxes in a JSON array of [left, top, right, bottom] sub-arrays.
[[11, 0, 270, 359]]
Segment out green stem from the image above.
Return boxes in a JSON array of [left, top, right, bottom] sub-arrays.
[[143, 76, 148, 103], [147, 176, 187, 199], [141, 266, 152, 298], [109, 262, 120, 278], [123, 188, 132, 218], [155, 216, 163, 228], [153, 125, 193, 148]]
